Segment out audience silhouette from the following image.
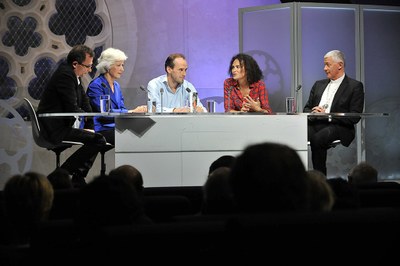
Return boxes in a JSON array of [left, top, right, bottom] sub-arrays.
[[2, 141, 400, 265], [202, 167, 234, 214], [306, 170, 335, 212], [76, 174, 152, 230], [2, 172, 54, 246], [348, 161, 378, 185], [230, 142, 310, 213], [208, 155, 236, 174], [109, 164, 144, 198]]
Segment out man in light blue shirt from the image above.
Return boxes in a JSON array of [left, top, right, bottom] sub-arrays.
[[147, 53, 206, 113]]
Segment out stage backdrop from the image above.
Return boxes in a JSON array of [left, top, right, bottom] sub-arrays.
[[0, 0, 280, 189], [1, 1, 398, 187]]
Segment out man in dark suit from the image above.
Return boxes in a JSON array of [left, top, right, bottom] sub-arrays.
[[303, 50, 364, 176], [37, 44, 108, 187]]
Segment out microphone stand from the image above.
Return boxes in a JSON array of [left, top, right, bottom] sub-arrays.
[[227, 86, 232, 113], [295, 85, 302, 113], [186, 88, 192, 112], [140, 86, 152, 113], [160, 88, 164, 114]]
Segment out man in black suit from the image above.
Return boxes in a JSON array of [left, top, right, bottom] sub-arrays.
[[37, 44, 108, 187], [303, 50, 364, 176]]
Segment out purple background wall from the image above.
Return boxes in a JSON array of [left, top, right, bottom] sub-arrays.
[[111, 0, 281, 112]]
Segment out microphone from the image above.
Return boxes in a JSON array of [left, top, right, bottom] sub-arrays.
[[160, 88, 164, 113], [140, 86, 153, 113], [186, 88, 193, 112], [295, 84, 302, 113], [140, 85, 150, 93], [101, 82, 110, 94]]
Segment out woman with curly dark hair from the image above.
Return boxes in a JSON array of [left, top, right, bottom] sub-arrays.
[[223, 53, 272, 113]]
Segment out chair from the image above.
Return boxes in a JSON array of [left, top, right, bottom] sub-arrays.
[[24, 98, 84, 168], [307, 139, 341, 148], [24, 98, 114, 176], [328, 139, 341, 148], [100, 142, 114, 176]]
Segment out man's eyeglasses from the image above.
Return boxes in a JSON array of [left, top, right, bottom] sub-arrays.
[[79, 63, 93, 69]]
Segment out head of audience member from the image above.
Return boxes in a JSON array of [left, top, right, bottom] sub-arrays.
[[202, 167, 234, 214], [77, 175, 151, 230], [109, 165, 144, 196], [96, 47, 128, 79], [3, 172, 54, 244], [68, 44, 94, 77], [164, 53, 187, 86], [306, 170, 335, 212], [47, 167, 73, 190], [228, 53, 263, 85], [348, 162, 378, 185], [327, 177, 360, 210], [209, 155, 236, 175], [323, 49, 345, 81], [230, 142, 310, 213]]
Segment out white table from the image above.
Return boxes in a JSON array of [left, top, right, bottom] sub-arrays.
[[39, 112, 389, 186], [114, 113, 308, 187]]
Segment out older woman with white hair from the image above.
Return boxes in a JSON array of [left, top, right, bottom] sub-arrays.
[[87, 48, 147, 145]]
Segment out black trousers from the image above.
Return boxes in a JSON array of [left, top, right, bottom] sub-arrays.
[[308, 122, 341, 176], [60, 128, 107, 178], [97, 129, 115, 145]]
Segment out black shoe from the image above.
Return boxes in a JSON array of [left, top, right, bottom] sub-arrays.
[[71, 173, 87, 188]]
